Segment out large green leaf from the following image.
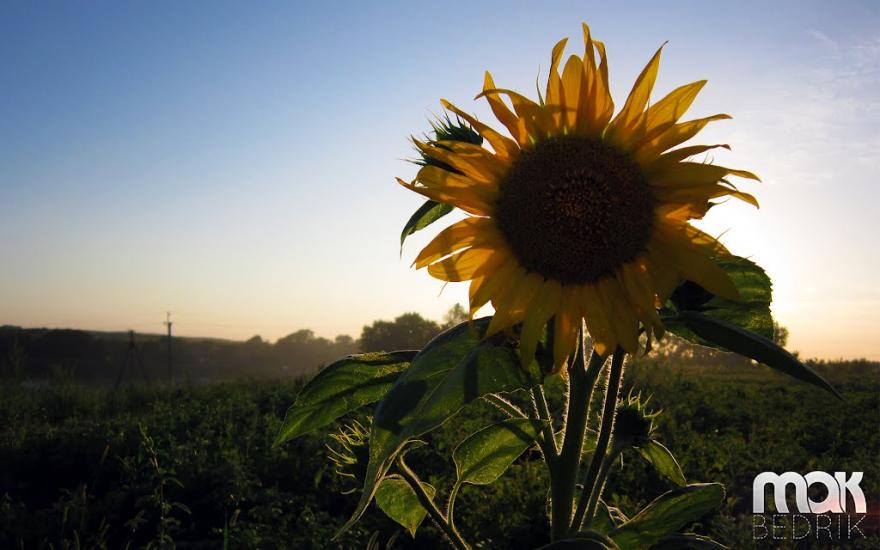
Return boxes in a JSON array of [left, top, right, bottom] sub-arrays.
[[399, 200, 453, 252], [649, 533, 727, 549], [665, 255, 774, 342], [673, 311, 840, 398], [273, 351, 415, 446], [610, 483, 725, 549], [338, 318, 532, 536], [637, 440, 686, 486], [374, 476, 435, 538], [453, 418, 546, 486]]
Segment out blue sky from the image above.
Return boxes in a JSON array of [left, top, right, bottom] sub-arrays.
[[1, 1, 878, 359]]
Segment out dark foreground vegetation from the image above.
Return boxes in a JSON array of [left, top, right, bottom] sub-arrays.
[[1, 357, 877, 549]]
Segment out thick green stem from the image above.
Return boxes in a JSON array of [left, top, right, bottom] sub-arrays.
[[397, 457, 470, 550], [572, 349, 626, 531], [550, 332, 606, 540]]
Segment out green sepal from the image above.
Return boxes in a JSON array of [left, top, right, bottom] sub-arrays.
[[610, 483, 725, 549], [336, 317, 533, 538], [399, 200, 453, 253], [274, 351, 415, 446]]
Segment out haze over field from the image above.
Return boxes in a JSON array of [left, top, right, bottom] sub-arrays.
[[1, 1, 878, 359]]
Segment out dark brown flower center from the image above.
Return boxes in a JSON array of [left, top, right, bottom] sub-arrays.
[[494, 136, 655, 284]]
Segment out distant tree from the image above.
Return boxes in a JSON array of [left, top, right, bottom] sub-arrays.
[[441, 303, 468, 330], [359, 312, 440, 351], [773, 322, 789, 347], [334, 334, 354, 348]]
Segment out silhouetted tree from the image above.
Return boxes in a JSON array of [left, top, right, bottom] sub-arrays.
[[359, 312, 440, 351], [441, 303, 468, 329]]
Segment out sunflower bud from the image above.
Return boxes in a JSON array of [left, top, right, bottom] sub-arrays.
[[613, 390, 659, 450]]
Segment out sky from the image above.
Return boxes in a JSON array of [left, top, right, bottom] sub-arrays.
[[1, 1, 878, 360]]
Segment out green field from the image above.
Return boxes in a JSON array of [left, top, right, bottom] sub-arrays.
[[1, 359, 877, 549]]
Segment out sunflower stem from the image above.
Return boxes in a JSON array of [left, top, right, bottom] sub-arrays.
[[396, 456, 470, 550], [550, 330, 606, 540], [531, 382, 558, 463], [571, 348, 626, 531]]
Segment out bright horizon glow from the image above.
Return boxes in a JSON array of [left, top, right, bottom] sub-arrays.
[[2, 1, 878, 360]]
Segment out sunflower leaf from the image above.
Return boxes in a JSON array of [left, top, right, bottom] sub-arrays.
[[670, 311, 841, 399], [453, 418, 547, 486], [609, 483, 725, 549], [665, 255, 774, 341], [649, 533, 728, 549], [337, 317, 532, 538], [399, 200, 454, 252], [637, 440, 686, 486], [273, 351, 416, 446], [374, 476, 435, 538]]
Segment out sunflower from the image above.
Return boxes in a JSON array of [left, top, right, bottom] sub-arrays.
[[398, 23, 759, 369]]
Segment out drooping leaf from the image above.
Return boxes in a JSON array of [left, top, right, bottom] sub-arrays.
[[672, 311, 840, 399], [453, 418, 547, 486], [610, 483, 725, 549], [591, 500, 617, 534], [399, 200, 454, 252], [374, 476, 435, 538], [538, 530, 620, 549], [637, 440, 686, 486], [665, 255, 774, 342], [649, 533, 728, 549], [274, 351, 416, 446], [338, 318, 532, 536]]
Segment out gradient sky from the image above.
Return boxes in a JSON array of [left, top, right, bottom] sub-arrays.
[[2, 1, 878, 359]]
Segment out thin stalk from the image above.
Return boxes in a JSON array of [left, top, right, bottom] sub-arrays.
[[550, 331, 607, 540], [397, 457, 470, 550], [531, 383, 558, 462], [571, 349, 625, 531]]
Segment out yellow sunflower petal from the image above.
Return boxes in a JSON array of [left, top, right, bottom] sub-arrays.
[[427, 247, 497, 282], [545, 37, 569, 130], [397, 177, 492, 216], [648, 161, 760, 185], [469, 257, 519, 315], [441, 99, 520, 159], [652, 143, 730, 166], [482, 72, 528, 145], [597, 277, 640, 353], [478, 87, 551, 140], [581, 283, 616, 357], [413, 140, 505, 184], [413, 217, 499, 269], [560, 55, 583, 130], [519, 279, 563, 368], [486, 271, 543, 337], [634, 114, 732, 165], [651, 228, 739, 300], [608, 44, 664, 144], [553, 289, 582, 369]]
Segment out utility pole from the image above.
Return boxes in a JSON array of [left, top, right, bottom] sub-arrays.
[[164, 312, 173, 384]]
